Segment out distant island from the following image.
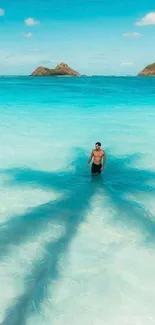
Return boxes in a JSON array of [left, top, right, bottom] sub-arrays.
[[138, 62, 155, 76], [31, 62, 80, 77]]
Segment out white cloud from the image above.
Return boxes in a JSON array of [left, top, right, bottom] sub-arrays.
[[24, 17, 40, 26], [22, 32, 32, 38], [40, 59, 54, 64], [136, 12, 155, 26], [123, 32, 142, 38], [0, 8, 5, 16], [120, 62, 133, 67]]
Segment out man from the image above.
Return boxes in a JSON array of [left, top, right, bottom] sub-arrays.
[[87, 142, 106, 174]]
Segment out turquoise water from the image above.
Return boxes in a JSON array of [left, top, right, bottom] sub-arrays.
[[0, 76, 155, 325]]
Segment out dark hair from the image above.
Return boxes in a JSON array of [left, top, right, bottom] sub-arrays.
[[96, 142, 101, 146]]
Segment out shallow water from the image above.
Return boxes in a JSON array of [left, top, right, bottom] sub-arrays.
[[0, 76, 155, 325]]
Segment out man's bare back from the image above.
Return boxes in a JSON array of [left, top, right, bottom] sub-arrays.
[[88, 142, 106, 174]]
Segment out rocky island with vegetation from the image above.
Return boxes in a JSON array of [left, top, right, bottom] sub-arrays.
[[31, 62, 80, 77], [138, 62, 155, 76]]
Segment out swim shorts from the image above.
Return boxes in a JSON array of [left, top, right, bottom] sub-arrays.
[[91, 163, 102, 174]]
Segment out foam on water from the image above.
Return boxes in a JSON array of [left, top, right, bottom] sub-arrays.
[[0, 76, 155, 324]]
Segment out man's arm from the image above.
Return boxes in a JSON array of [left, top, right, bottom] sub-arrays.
[[101, 151, 106, 170], [88, 150, 94, 165], [103, 151, 106, 166]]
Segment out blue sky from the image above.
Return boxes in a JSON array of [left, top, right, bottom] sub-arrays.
[[0, 0, 155, 75]]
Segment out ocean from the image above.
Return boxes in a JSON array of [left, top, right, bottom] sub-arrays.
[[0, 76, 155, 325]]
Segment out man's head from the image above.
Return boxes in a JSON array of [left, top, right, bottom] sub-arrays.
[[95, 142, 101, 150]]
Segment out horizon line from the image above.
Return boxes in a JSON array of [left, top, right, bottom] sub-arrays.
[[0, 74, 143, 77]]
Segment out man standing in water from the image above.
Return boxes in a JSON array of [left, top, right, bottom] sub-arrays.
[[88, 142, 106, 174]]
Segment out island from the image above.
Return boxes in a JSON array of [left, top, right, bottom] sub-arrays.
[[31, 62, 80, 77], [138, 62, 155, 76]]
